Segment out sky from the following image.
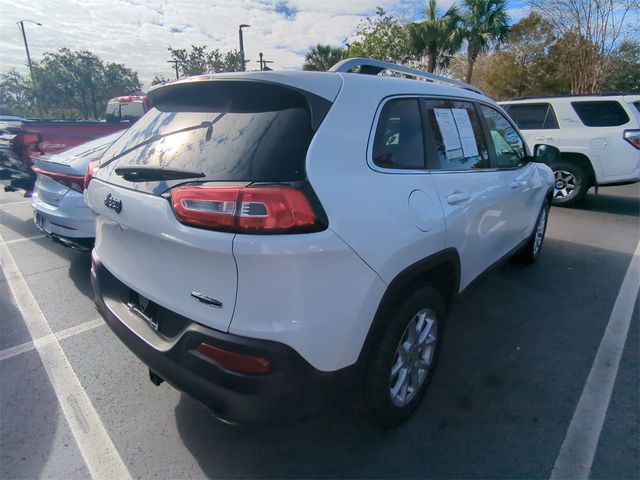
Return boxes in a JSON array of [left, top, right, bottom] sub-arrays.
[[0, 0, 530, 88]]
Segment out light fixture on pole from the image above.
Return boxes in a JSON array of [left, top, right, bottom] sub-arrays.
[[17, 20, 42, 80], [238, 24, 250, 71]]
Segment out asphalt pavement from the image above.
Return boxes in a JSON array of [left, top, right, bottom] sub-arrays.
[[0, 184, 638, 479]]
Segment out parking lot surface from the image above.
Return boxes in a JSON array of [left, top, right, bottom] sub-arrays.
[[1, 185, 638, 479]]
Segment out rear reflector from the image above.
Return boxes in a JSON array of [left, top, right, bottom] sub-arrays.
[[623, 129, 640, 149], [171, 184, 321, 233], [32, 166, 85, 193], [196, 342, 272, 374]]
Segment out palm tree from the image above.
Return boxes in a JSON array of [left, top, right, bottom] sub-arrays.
[[407, 0, 464, 73], [302, 44, 345, 71], [461, 0, 511, 84]]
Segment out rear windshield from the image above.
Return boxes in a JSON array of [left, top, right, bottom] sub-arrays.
[[571, 101, 630, 127], [503, 103, 559, 130], [98, 81, 329, 195]]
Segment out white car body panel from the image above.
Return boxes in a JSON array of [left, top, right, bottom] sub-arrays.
[[86, 179, 238, 333]]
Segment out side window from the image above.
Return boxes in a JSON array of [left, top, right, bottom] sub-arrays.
[[372, 99, 425, 169], [479, 105, 527, 168], [503, 103, 559, 130], [571, 101, 630, 127], [423, 99, 490, 170]]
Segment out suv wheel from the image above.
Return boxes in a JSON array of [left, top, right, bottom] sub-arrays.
[[517, 199, 550, 265], [552, 161, 590, 206], [365, 286, 444, 427]]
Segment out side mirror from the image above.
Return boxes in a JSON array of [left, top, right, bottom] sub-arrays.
[[533, 144, 560, 165]]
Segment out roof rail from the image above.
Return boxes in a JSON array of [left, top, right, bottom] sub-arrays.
[[329, 57, 484, 95]]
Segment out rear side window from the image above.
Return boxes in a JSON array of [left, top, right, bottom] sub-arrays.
[[423, 99, 490, 170], [503, 103, 559, 129], [372, 99, 425, 169], [571, 101, 630, 127], [99, 82, 329, 194]]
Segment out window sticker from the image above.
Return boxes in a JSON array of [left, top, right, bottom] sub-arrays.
[[451, 109, 479, 158], [434, 108, 462, 159]]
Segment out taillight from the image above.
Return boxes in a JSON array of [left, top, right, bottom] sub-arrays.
[[32, 166, 85, 193], [12, 133, 43, 162], [171, 184, 323, 233], [623, 129, 640, 149], [84, 160, 98, 189]]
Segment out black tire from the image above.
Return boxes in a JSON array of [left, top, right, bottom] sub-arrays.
[[552, 161, 590, 206], [516, 199, 550, 265], [364, 286, 445, 427]]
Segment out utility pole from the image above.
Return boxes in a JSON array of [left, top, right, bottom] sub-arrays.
[[17, 20, 41, 81], [239, 24, 250, 71], [258, 53, 273, 71], [167, 59, 180, 79]]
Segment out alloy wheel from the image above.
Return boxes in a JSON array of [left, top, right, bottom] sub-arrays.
[[554, 170, 577, 199], [389, 308, 438, 408]]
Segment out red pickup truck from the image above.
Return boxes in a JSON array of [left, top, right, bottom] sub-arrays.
[[1, 95, 150, 192]]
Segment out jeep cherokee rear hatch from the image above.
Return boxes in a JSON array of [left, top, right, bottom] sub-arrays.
[[86, 78, 336, 333]]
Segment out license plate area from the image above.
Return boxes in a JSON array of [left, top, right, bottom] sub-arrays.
[[127, 291, 159, 332]]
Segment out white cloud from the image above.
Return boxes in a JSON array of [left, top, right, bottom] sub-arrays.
[[0, 0, 538, 89]]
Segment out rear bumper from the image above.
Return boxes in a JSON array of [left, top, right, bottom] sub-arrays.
[[31, 189, 95, 240], [91, 255, 358, 424]]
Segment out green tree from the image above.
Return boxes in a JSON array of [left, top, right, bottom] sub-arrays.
[[167, 46, 244, 77], [150, 74, 171, 86], [346, 8, 413, 63], [0, 69, 35, 117], [407, 0, 464, 73], [461, 0, 511, 84], [302, 44, 345, 71], [482, 12, 569, 99], [30, 48, 141, 119], [604, 40, 640, 93]]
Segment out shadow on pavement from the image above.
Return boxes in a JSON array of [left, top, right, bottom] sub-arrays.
[[174, 238, 635, 479], [570, 190, 640, 217]]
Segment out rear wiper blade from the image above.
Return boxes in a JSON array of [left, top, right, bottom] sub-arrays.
[[114, 166, 205, 182]]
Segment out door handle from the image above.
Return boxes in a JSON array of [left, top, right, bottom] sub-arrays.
[[510, 180, 527, 189], [446, 192, 470, 205], [534, 136, 554, 141]]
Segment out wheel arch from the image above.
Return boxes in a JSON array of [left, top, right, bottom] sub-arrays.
[[558, 151, 597, 187], [357, 248, 460, 365]]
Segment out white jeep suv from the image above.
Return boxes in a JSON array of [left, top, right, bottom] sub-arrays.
[[86, 58, 555, 426], [500, 95, 640, 205]]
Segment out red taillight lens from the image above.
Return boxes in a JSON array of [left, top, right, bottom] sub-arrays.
[[196, 342, 272, 374], [84, 160, 98, 190], [623, 129, 640, 149], [32, 166, 85, 193], [171, 185, 322, 233]]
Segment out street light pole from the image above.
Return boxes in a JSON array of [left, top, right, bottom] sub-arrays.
[[17, 20, 42, 81], [238, 24, 250, 71]]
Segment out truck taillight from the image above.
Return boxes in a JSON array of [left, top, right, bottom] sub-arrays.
[[12, 133, 43, 161], [623, 130, 640, 149], [84, 160, 98, 189], [171, 184, 324, 234], [32, 166, 85, 193]]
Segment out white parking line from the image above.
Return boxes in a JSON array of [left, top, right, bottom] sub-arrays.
[[0, 199, 31, 208], [0, 318, 104, 362], [0, 234, 131, 480], [1, 235, 45, 245], [550, 239, 640, 480]]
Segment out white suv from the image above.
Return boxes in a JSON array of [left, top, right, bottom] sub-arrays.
[[86, 58, 555, 426], [500, 95, 640, 205]]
